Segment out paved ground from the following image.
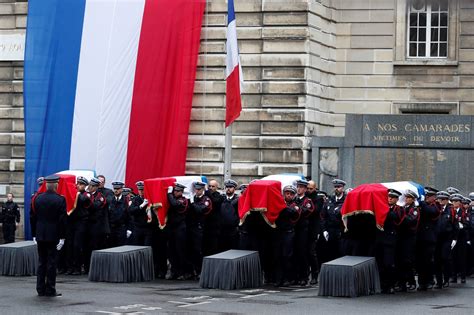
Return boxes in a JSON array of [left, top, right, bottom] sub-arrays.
[[1, 274, 474, 315]]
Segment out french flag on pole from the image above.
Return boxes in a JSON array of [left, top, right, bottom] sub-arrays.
[[23, 0, 205, 239], [225, 0, 244, 127]]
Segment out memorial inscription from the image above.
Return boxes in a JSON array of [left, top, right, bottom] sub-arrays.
[[361, 115, 472, 148]]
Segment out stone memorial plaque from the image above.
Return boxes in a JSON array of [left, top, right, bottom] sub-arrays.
[[353, 148, 474, 192]]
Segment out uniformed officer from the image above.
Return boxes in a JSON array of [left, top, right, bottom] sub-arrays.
[[66, 176, 91, 275], [434, 191, 458, 289], [218, 179, 240, 252], [166, 183, 189, 280], [108, 181, 131, 247], [451, 193, 468, 284], [97, 175, 114, 203], [376, 189, 402, 294], [305, 180, 323, 285], [83, 178, 107, 273], [395, 189, 420, 292], [461, 197, 472, 277], [129, 181, 152, 246], [293, 179, 314, 286], [446, 187, 460, 195], [416, 186, 440, 291], [320, 179, 346, 263], [273, 185, 300, 287], [0, 193, 20, 244], [186, 181, 212, 278], [30, 174, 66, 297], [203, 180, 224, 256]]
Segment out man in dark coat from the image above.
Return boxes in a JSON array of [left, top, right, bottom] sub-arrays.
[[1, 193, 20, 243], [416, 187, 441, 290], [376, 189, 402, 294], [108, 181, 131, 247], [218, 179, 240, 252], [30, 175, 67, 297], [129, 181, 152, 246]]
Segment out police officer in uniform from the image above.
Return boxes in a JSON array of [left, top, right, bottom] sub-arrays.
[[108, 181, 131, 247], [67, 176, 91, 275], [166, 183, 189, 280], [305, 180, 323, 285], [376, 189, 402, 294], [1, 193, 20, 243], [451, 193, 468, 283], [30, 175, 66, 297], [97, 175, 114, 202], [218, 179, 240, 252], [203, 180, 224, 256], [434, 191, 458, 288], [274, 185, 300, 287], [416, 187, 441, 290], [83, 178, 107, 273], [320, 179, 346, 263], [129, 181, 152, 246], [293, 179, 314, 286], [395, 190, 420, 292], [186, 181, 212, 278]]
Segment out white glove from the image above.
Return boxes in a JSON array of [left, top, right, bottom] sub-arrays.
[[451, 240, 457, 250], [33, 237, 37, 244], [168, 186, 173, 193], [140, 199, 149, 209], [323, 231, 329, 241], [126, 230, 132, 238], [190, 197, 194, 204], [467, 241, 471, 245], [459, 222, 464, 229], [56, 239, 65, 251]]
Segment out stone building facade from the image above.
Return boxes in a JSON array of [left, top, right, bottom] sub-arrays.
[[0, 0, 473, 237]]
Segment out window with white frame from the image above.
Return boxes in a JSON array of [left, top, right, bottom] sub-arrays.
[[408, 0, 448, 58]]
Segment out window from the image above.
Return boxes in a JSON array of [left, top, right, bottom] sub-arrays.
[[407, 0, 448, 58]]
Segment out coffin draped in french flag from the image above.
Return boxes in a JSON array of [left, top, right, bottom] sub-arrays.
[[23, 0, 205, 239], [143, 176, 207, 229], [341, 181, 425, 230], [238, 180, 287, 227]]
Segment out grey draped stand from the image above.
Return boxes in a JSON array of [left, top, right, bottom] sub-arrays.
[[319, 256, 381, 297], [88, 245, 154, 283], [199, 250, 263, 290], [0, 241, 38, 276]]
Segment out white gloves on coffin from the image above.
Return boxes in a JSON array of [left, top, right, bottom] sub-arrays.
[[140, 199, 149, 209]]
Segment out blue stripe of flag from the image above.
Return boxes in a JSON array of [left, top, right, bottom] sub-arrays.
[[23, 0, 86, 239], [227, 0, 235, 25]]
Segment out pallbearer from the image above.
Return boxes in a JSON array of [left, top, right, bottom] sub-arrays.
[[376, 189, 401, 294], [395, 190, 419, 292], [416, 186, 440, 291], [434, 191, 458, 289]]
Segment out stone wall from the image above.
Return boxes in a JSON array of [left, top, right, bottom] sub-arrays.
[[0, 0, 27, 239]]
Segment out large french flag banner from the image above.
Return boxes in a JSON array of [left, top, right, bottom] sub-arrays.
[[225, 0, 244, 127], [23, 0, 205, 239]]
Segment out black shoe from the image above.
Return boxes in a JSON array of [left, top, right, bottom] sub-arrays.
[[37, 292, 45, 297], [442, 281, 449, 288], [434, 283, 442, 289], [57, 269, 66, 275], [381, 288, 395, 294], [407, 284, 417, 291], [66, 269, 74, 275], [299, 280, 308, 286], [45, 292, 62, 297], [310, 278, 318, 285], [71, 270, 81, 276], [395, 285, 407, 292], [417, 285, 427, 291]]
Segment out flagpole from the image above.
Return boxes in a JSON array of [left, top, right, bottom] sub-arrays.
[[224, 125, 232, 180]]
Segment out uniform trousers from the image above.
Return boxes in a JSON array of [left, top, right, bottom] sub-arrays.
[[37, 241, 58, 295]]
